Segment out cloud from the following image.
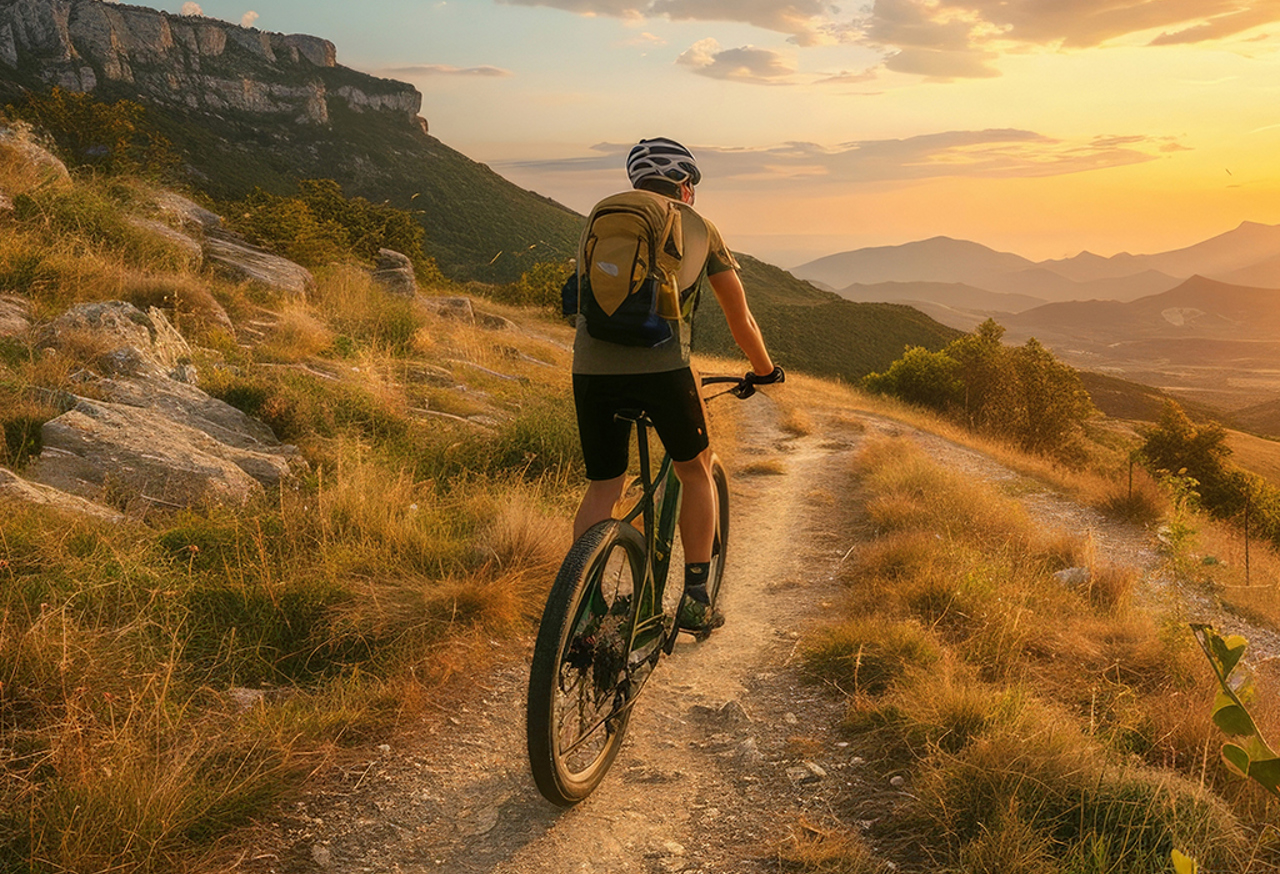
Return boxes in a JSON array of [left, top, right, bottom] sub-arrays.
[[909, 0, 1280, 49], [180, 2, 202, 15], [497, 0, 1280, 85], [499, 130, 1178, 188], [813, 68, 880, 85], [241, 10, 259, 28], [497, 0, 831, 44], [676, 38, 798, 83], [378, 64, 513, 77], [619, 31, 667, 46]]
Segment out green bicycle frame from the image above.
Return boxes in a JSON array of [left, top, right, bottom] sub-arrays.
[[616, 412, 682, 657]]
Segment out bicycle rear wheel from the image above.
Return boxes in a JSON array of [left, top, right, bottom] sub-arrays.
[[527, 520, 648, 806]]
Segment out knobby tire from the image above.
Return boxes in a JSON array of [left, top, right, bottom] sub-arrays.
[[527, 520, 648, 806]]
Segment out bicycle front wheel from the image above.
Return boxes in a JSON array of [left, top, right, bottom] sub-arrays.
[[527, 520, 648, 806], [706, 454, 731, 610]]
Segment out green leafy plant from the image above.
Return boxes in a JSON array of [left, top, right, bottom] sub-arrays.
[[1190, 624, 1280, 798]]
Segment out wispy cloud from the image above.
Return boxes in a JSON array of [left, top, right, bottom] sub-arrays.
[[497, 0, 832, 44], [676, 38, 797, 83], [618, 31, 667, 46], [378, 64, 513, 78], [498, 130, 1182, 188]]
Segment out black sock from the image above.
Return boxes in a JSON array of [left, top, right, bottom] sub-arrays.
[[684, 562, 711, 603]]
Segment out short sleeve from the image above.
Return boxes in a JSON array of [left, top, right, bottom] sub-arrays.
[[703, 218, 739, 275]]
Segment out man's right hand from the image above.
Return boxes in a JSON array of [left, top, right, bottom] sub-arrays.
[[733, 366, 785, 398], [748, 366, 785, 386]]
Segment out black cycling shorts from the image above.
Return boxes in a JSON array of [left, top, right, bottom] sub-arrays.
[[573, 368, 709, 481]]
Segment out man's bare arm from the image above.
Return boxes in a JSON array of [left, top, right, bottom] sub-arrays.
[[708, 269, 774, 376]]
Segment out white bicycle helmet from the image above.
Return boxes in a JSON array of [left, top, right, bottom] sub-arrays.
[[626, 137, 702, 188]]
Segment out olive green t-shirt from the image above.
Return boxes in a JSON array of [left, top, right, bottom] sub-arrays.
[[572, 197, 739, 375]]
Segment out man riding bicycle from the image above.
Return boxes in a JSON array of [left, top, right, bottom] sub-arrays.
[[570, 136, 783, 634]]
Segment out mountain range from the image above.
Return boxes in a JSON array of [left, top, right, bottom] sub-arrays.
[[794, 222, 1280, 313], [793, 225, 1280, 414]]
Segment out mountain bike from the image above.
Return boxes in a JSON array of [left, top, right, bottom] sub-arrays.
[[526, 374, 754, 807]]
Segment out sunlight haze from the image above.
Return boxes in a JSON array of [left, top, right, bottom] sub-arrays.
[[186, 0, 1280, 266]]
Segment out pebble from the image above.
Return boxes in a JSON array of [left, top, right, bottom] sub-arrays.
[[803, 761, 827, 779], [890, 775, 906, 788]]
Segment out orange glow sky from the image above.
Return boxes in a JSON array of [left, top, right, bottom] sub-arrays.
[[192, 0, 1280, 267]]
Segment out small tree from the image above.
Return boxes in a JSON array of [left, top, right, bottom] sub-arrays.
[[862, 346, 964, 411], [1141, 401, 1231, 485]]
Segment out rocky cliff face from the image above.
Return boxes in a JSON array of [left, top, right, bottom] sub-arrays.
[[0, 0, 421, 124]]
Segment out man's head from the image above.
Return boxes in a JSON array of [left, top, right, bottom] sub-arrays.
[[627, 138, 700, 203]]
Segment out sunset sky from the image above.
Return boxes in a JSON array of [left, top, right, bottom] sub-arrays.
[[182, 1, 1280, 267]]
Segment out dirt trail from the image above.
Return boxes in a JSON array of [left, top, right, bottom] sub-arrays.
[[236, 402, 1279, 874], [239, 395, 877, 874]]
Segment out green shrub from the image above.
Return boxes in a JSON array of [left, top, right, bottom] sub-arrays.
[[6, 87, 177, 177], [223, 179, 443, 281], [863, 319, 1094, 462]]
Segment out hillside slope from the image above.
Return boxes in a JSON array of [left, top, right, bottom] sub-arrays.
[[0, 0, 583, 282], [694, 255, 963, 380]]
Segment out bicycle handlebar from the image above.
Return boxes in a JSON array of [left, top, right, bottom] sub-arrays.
[[700, 367, 785, 400]]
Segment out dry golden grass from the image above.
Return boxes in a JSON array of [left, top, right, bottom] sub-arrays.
[[805, 434, 1270, 871], [774, 820, 889, 873], [740, 458, 787, 476], [259, 303, 335, 362], [0, 123, 72, 196]]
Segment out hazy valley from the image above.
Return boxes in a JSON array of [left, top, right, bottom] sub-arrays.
[[794, 224, 1280, 423]]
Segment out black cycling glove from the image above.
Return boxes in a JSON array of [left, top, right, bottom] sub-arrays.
[[734, 365, 785, 398], [749, 365, 785, 386]]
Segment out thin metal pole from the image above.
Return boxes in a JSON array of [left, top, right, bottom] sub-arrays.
[[1244, 495, 1251, 587]]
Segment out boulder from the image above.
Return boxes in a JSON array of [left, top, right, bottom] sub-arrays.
[[421, 296, 476, 322], [41, 301, 190, 377], [31, 300, 302, 513], [203, 236, 314, 296], [93, 375, 292, 458], [152, 190, 224, 234], [372, 248, 417, 297], [24, 396, 290, 509], [0, 123, 70, 186], [0, 295, 30, 338], [127, 216, 203, 265], [0, 467, 124, 522]]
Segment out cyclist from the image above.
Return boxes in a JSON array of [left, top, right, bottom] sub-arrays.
[[571, 136, 783, 633]]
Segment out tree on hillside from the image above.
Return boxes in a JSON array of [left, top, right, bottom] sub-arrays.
[[862, 318, 1094, 462], [1142, 401, 1231, 482], [861, 346, 964, 410]]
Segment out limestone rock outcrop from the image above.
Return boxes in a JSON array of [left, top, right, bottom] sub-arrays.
[[0, 0, 422, 124], [15, 300, 303, 514]]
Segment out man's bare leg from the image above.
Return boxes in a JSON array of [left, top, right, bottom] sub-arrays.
[[572, 474, 627, 541], [673, 449, 715, 564]]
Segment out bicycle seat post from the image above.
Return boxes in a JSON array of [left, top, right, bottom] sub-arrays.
[[633, 414, 654, 540]]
